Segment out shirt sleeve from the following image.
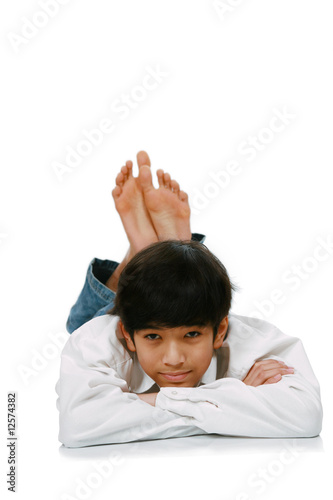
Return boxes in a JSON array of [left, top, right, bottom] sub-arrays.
[[155, 336, 323, 438], [66, 233, 206, 333], [56, 317, 206, 447]]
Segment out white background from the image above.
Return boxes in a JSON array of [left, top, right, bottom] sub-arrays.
[[1, 1, 332, 499]]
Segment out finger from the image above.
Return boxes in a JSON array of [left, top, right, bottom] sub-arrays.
[[250, 361, 293, 374], [264, 374, 282, 384], [243, 360, 288, 380], [243, 366, 293, 386], [262, 367, 294, 380], [253, 359, 292, 368]]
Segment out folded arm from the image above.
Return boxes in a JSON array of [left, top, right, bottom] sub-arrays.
[[56, 370, 205, 447], [56, 319, 205, 447], [155, 369, 322, 438], [140, 353, 322, 438]]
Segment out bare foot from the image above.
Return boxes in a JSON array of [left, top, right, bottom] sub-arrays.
[[138, 166, 191, 241], [111, 151, 158, 259]]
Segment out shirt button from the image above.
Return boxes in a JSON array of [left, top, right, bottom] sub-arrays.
[[172, 391, 178, 395]]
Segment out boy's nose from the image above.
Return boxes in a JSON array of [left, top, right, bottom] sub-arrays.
[[162, 343, 186, 366]]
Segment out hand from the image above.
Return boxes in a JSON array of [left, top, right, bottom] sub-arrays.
[[242, 359, 294, 387], [136, 392, 159, 406]]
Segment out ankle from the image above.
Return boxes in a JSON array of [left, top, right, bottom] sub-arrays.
[[105, 249, 131, 292]]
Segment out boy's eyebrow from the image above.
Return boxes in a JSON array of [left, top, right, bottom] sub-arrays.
[[137, 325, 209, 333], [138, 326, 165, 332]]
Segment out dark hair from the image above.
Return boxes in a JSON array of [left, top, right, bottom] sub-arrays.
[[108, 240, 237, 344]]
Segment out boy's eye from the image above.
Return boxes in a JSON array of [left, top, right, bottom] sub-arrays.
[[144, 331, 202, 340], [145, 334, 160, 340], [185, 331, 201, 338]]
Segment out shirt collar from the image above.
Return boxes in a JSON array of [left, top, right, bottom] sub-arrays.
[[130, 354, 157, 393], [198, 351, 218, 386]]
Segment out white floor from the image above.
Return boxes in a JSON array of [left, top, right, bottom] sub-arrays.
[[59, 436, 327, 500], [20, 386, 333, 500]]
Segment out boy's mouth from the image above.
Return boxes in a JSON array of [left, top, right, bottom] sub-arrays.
[[159, 371, 191, 382]]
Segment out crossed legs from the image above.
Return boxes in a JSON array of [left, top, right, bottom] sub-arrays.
[[106, 151, 192, 292]]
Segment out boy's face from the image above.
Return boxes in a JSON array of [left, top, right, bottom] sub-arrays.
[[119, 317, 228, 388]]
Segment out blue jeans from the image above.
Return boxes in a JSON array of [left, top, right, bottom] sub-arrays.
[[66, 233, 206, 333]]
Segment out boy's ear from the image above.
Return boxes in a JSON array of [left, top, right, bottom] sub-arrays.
[[118, 320, 136, 352], [213, 316, 229, 349]]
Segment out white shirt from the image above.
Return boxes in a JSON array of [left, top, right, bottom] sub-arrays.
[[56, 313, 323, 447]]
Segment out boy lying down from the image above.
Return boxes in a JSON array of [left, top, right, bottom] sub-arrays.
[[56, 150, 323, 447]]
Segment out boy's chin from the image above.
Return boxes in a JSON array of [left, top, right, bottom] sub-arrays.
[[157, 380, 198, 388]]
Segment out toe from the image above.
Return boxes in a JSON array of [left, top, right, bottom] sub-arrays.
[[126, 160, 133, 176], [179, 190, 188, 202], [170, 179, 180, 194], [137, 150, 151, 168], [138, 165, 154, 192], [156, 169, 164, 188], [163, 172, 171, 189], [116, 172, 124, 187], [121, 165, 128, 181], [112, 186, 122, 199]]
